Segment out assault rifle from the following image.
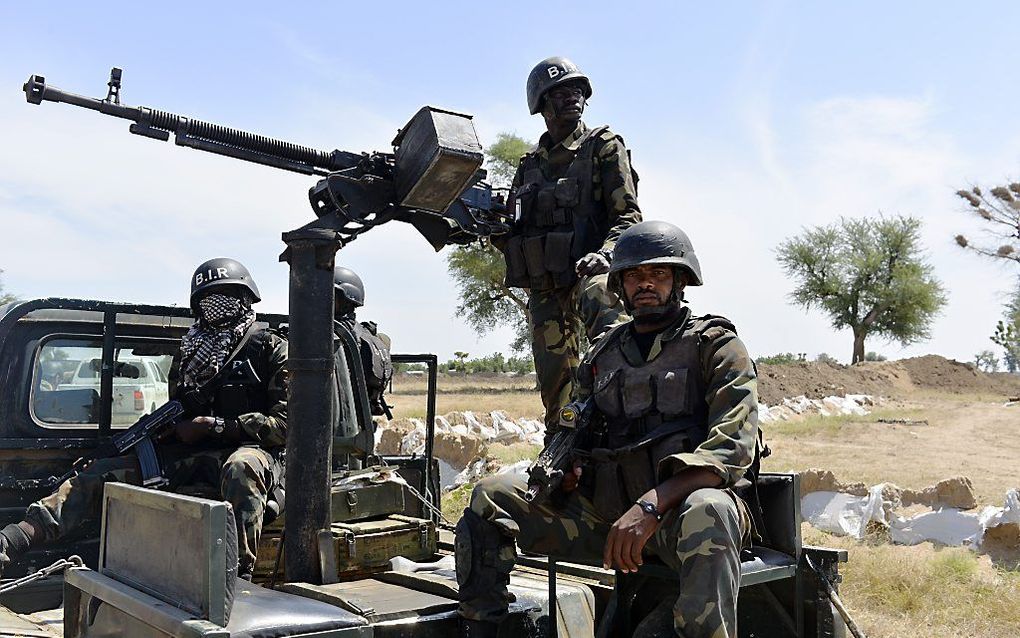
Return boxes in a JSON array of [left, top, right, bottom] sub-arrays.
[[50, 400, 185, 490], [524, 396, 605, 504], [23, 67, 508, 249]]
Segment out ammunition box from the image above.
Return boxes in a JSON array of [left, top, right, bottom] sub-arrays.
[[330, 468, 406, 522], [255, 515, 437, 583], [391, 106, 483, 213], [331, 514, 437, 577]]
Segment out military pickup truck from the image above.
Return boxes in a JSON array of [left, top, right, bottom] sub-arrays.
[[0, 297, 852, 638]]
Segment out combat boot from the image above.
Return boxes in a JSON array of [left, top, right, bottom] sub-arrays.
[[0, 523, 32, 577], [461, 618, 500, 638]]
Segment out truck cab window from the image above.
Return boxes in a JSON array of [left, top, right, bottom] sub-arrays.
[[32, 337, 178, 428]]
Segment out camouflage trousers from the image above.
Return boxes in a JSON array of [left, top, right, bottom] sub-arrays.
[[456, 473, 748, 638], [529, 273, 627, 431], [25, 443, 282, 578]]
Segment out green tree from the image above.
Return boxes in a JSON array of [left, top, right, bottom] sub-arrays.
[[484, 133, 531, 188], [0, 269, 16, 306], [955, 184, 1020, 265], [777, 215, 947, 364], [974, 350, 1000, 373], [991, 277, 1020, 373], [446, 133, 533, 352]]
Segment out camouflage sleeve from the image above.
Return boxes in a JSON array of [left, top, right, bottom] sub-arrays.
[[236, 332, 288, 448], [594, 133, 642, 253], [656, 331, 758, 487], [491, 159, 527, 252]]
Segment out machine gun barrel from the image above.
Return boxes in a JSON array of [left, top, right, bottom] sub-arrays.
[[23, 68, 362, 176], [23, 66, 508, 248]]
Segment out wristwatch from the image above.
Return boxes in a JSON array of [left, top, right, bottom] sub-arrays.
[[636, 499, 663, 521], [211, 417, 226, 436]]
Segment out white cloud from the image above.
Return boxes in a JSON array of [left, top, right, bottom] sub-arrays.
[[628, 92, 1019, 364]]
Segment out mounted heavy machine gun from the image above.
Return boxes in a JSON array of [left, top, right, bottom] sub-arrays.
[[23, 67, 507, 250], [22, 65, 511, 585]]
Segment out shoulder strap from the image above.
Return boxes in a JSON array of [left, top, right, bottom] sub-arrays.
[[689, 314, 737, 340], [584, 321, 629, 365], [197, 324, 261, 391]]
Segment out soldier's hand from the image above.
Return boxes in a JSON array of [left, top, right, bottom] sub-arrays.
[[603, 504, 659, 573], [176, 417, 213, 444], [559, 461, 584, 493], [575, 252, 610, 277]]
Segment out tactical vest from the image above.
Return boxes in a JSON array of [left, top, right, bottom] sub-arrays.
[[502, 126, 611, 291], [174, 328, 276, 425], [584, 314, 736, 521]]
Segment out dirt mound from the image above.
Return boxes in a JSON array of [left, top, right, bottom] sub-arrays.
[[757, 355, 1020, 405], [902, 476, 978, 510], [799, 470, 978, 510], [899, 355, 1020, 396]]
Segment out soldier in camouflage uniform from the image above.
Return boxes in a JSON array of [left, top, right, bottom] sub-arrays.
[[457, 221, 759, 637], [497, 56, 642, 435], [331, 266, 393, 470], [0, 258, 288, 580]]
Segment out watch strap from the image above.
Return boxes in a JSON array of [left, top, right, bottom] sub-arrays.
[[636, 499, 663, 521]]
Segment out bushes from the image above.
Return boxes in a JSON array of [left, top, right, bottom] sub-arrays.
[[439, 353, 535, 375]]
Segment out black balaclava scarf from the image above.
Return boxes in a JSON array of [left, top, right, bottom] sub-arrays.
[[180, 291, 255, 387]]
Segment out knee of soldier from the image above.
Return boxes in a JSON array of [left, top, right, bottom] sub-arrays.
[[581, 272, 610, 295], [220, 453, 266, 497], [468, 475, 515, 514], [468, 475, 526, 533], [679, 489, 740, 543]]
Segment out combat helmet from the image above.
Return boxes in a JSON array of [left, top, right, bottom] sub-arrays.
[[190, 257, 261, 308], [526, 56, 593, 115], [334, 266, 365, 308], [608, 220, 704, 294]]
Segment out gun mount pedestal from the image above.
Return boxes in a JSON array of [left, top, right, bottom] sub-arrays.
[[280, 216, 346, 585]]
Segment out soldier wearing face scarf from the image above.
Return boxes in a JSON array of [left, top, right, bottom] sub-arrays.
[[0, 258, 288, 580]]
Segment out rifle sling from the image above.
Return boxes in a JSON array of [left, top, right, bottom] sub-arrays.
[[182, 323, 260, 407]]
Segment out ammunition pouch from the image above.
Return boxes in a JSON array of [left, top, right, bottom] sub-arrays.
[[590, 422, 700, 522], [501, 126, 609, 292]]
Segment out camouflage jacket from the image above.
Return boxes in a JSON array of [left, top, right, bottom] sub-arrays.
[[509, 120, 641, 254], [577, 307, 759, 488], [169, 327, 289, 449]]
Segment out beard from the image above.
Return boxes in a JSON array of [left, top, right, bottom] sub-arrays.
[[628, 287, 682, 325]]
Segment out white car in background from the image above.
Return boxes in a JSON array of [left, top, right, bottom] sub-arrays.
[[65, 357, 171, 425]]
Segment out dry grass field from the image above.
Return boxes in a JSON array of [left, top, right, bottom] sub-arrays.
[[388, 365, 1020, 637]]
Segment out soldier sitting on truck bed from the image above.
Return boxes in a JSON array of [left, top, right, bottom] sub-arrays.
[[0, 258, 288, 581], [331, 266, 393, 469], [456, 221, 759, 638]]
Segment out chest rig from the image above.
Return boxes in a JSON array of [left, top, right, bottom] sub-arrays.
[[583, 315, 733, 521], [178, 329, 271, 423], [592, 320, 712, 450], [212, 331, 270, 420], [502, 126, 610, 291]]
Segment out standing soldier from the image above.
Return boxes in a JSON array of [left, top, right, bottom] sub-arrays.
[[0, 258, 288, 581], [331, 266, 393, 469], [457, 221, 759, 637], [497, 56, 642, 437]]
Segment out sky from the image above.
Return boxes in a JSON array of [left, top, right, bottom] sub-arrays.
[[1, 1, 1018, 364]]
